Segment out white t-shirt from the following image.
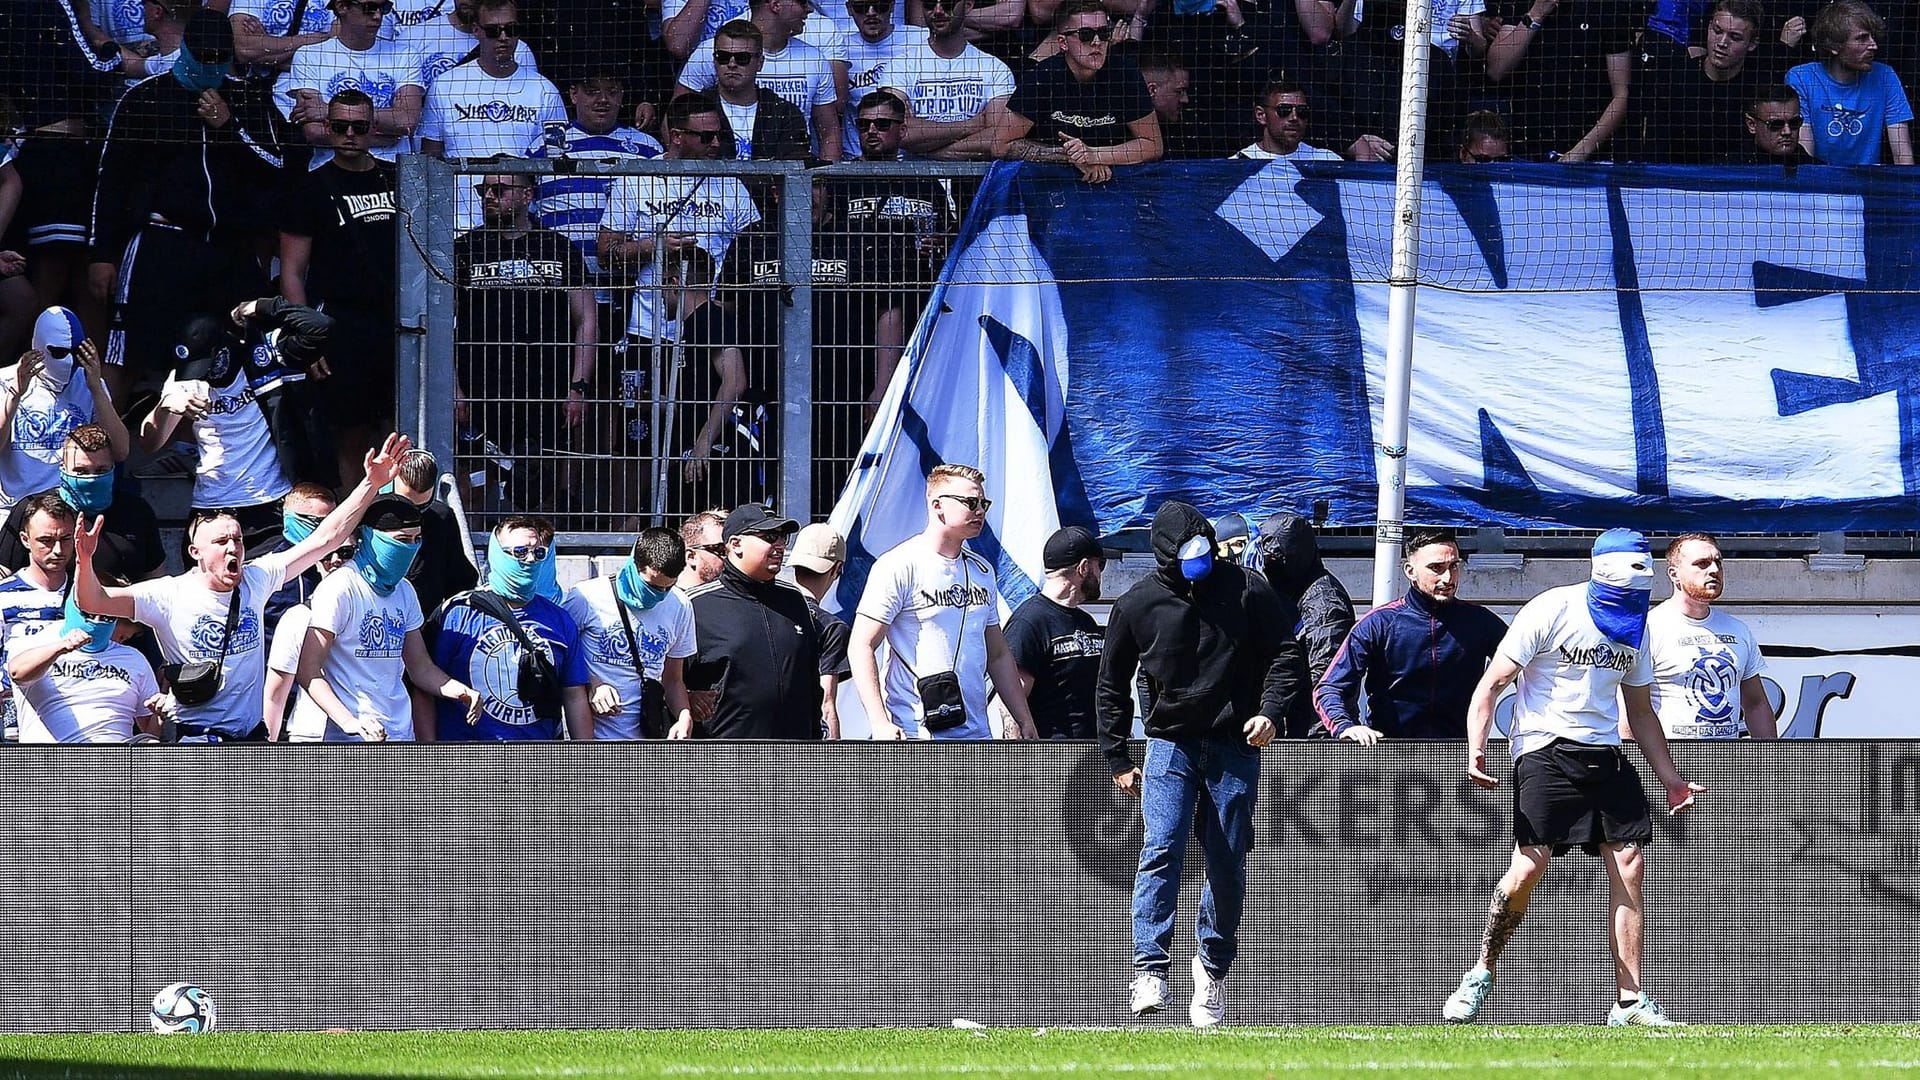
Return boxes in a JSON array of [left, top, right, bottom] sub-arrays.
[[15, 642, 160, 744], [171, 375, 293, 510], [0, 573, 68, 738], [0, 369, 98, 507], [603, 174, 760, 340], [855, 538, 999, 741], [381, 0, 456, 39], [1496, 582, 1653, 760], [879, 42, 1014, 130], [128, 557, 293, 734], [719, 98, 761, 160], [287, 570, 425, 742], [276, 36, 427, 164], [677, 39, 838, 142], [660, 0, 751, 54], [393, 17, 538, 88], [229, 0, 336, 38], [1232, 141, 1343, 161], [1644, 598, 1767, 740], [418, 62, 566, 227], [842, 25, 929, 159], [267, 599, 311, 716], [561, 575, 697, 740]]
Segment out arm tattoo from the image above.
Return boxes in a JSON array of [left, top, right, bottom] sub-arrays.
[[1007, 139, 1071, 164], [1480, 888, 1526, 967]]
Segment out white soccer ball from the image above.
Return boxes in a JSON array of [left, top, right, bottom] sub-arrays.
[[150, 983, 217, 1034]]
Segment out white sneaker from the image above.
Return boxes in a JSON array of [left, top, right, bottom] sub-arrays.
[[1608, 993, 1681, 1027], [1128, 972, 1168, 1016], [1443, 967, 1494, 1023], [1189, 955, 1226, 1028]]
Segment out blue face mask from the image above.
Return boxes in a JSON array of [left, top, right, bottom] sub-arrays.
[[486, 534, 549, 603], [61, 591, 117, 653], [614, 559, 672, 612], [356, 526, 422, 597], [1178, 535, 1215, 582], [283, 510, 323, 546], [59, 470, 113, 514], [533, 544, 561, 602], [172, 49, 231, 94]]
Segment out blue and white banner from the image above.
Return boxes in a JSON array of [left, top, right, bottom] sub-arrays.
[[829, 161, 1920, 613]]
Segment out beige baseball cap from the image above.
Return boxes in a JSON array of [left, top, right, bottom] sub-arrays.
[[789, 523, 846, 573]]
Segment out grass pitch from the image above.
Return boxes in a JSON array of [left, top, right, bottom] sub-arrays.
[[0, 1026, 1914, 1080]]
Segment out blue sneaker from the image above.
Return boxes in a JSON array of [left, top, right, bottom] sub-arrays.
[[1442, 967, 1494, 1023], [1608, 993, 1681, 1027]]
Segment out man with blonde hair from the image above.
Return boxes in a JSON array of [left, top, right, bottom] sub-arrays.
[[1786, 0, 1913, 163], [850, 464, 1038, 741]]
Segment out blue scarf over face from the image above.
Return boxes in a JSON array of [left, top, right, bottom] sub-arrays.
[[172, 49, 230, 93], [486, 534, 552, 603], [356, 526, 422, 597], [283, 510, 323, 547], [1588, 528, 1654, 649], [60, 470, 113, 514], [62, 591, 117, 653], [614, 559, 672, 612]]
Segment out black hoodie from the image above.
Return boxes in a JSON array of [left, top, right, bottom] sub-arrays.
[[1097, 501, 1308, 773], [1256, 513, 1356, 736]]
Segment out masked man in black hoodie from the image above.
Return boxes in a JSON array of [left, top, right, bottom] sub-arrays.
[[1253, 512, 1356, 737], [1097, 500, 1308, 1028]]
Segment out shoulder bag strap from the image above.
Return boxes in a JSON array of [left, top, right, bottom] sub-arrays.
[[215, 581, 244, 667]]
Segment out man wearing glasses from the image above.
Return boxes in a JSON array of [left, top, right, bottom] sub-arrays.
[[850, 464, 1040, 741], [673, 0, 844, 161], [837, 0, 927, 159], [277, 0, 426, 167], [676, 510, 729, 592], [389, 0, 540, 90], [280, 89, 400, 485], [993, 0, 1162, 183], [672, 21, 819, 161], [682, 503, 830, 739], [1742, 84, 1819, 164], [1231, 80, 1341, 161], [419, 0, 566, 227], [882, 0, 1015, 160]]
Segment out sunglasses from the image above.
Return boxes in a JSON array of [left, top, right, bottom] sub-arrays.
[[714, 48, 761, 66], [688, 542, 727, 558], [328, 118, 373, 135], [340, 0, 392, 13], [1065, 24, 1113, 42], [477, 181, 531, 196], [926, 0, 964, 10], [44, 345, 73, 360], [855, 116, 900, 132], [938, 493, 992, 513], [478, 20, 519, 37], [849, 0, 893, 11], [1467, 151, 1510, 162], [1761, 116, 1805, 131], [1266, 103, 1310, 119], [502, 543, 549, 562], [325, 542, 359, 561], [674, 126, 724, 144], [745, 529, 794, 545]]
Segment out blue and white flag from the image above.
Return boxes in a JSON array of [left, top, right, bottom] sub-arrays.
[[830, 161, 1920, 612]]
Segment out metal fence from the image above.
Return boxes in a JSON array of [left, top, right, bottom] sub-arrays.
[[397, 155, 986, 544]]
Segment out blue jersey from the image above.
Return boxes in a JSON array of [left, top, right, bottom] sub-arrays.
[[528, 123, 663, 299], [427, 593, 589, 741]]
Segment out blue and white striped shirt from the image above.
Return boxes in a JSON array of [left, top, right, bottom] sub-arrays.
[[528, 123, 664, 300]]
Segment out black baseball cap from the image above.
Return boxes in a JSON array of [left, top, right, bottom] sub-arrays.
[[723, 503, 799, 540], [1043, 526, 1104, 571]]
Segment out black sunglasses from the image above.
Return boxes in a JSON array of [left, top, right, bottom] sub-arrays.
[[926, 0, 964, 10], [855, 116, 900, 132], [1065, 24, 1113, 42], [937, 493, 992, 513], [674, 126, 724, 144], [689, 542, 727, 556], [478, 20, 519, 37], [477, 181, 531, 196], [1762, 116, 1805, 131], [849, 0, 893, 11], [1266, 103, 1310, 119], [1467, 151, 1510, 162], [341, 0, 392, 13], [714, 48, 761, 66], [328, 118, 373, 134]]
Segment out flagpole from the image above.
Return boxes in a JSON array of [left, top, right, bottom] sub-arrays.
[[1372, 0, 1435, 607]]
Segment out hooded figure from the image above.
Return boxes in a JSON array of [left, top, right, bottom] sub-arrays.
[[1254, 513, 1356, 736], [0, 307, 103, 504], [173, 297, 338, 491], [1588, 528, 1654, 649]]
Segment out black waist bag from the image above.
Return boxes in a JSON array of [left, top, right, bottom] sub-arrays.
[[917, 670, 968, 732]]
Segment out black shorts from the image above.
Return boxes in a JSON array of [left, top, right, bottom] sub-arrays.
[[1512, 739, 1653, 856]]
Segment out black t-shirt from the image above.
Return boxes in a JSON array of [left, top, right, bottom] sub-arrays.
[[1505, 0, 1650, 156], [412, 499, 478, 618], [807, 597, 853, 681], [280, 161, 398, 310], [453, 225, 589, 399], [1640, 58, 1778, 162], [1002, 594, 1104, 739], [1006, 55, 1155, 149], [0, 491, 165, 582]]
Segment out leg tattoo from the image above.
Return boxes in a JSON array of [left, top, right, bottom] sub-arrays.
[[1480, 888, 1527, 968]]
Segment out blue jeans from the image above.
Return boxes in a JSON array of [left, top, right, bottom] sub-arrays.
[[1131, 735, 1261, 978]]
